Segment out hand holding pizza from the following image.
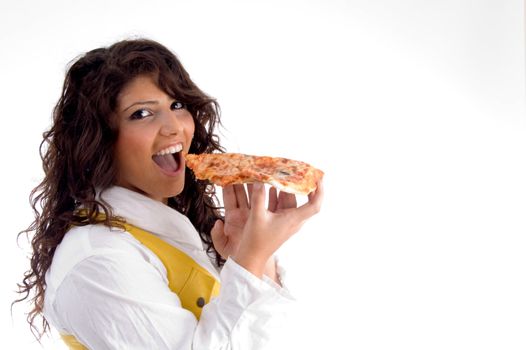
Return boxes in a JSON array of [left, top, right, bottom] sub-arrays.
[[210, 183, 299, 258], [231, 180, 324, 278], [210, 184, 250, 260], [188, 152, 324, 278]]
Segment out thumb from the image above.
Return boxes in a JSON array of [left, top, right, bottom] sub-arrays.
[[211, 219, 225, 242], [250, 182, 266, 212]]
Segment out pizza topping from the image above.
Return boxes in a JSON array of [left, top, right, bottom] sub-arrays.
[[185, 153, 324, 195]]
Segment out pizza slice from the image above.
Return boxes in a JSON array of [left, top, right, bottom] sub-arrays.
[[185, 153, 323, 195]]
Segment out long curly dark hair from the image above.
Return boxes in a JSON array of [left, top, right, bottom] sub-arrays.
[[14, 38, 225, 339]]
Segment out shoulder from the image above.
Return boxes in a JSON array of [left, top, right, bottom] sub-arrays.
[[43, 224, 189, 338], [46, 224, 165, 294]]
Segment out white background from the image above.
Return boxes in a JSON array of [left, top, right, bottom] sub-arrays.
[[1, 0, 525, 349]]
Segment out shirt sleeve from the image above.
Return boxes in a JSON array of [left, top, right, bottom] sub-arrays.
[[52, 248, 294, 350]]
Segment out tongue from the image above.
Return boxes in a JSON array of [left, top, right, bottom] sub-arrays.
[[153, 153, 179, 173]]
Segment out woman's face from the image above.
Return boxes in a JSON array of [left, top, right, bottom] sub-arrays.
[[114, 74, 195, 202]]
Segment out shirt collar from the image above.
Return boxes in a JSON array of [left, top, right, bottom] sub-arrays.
[[99, 186, 206, 251]]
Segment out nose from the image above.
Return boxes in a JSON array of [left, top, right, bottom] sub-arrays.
[[159, 111, 184, 137]]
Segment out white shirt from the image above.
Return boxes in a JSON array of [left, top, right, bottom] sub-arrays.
[[43, 186, 294, 349]]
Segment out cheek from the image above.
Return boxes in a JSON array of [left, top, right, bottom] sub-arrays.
[[115, 129, 148, 168], [184, 114, 196, 140]]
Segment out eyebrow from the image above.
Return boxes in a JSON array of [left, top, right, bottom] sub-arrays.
[[122, 100, 159, 112]]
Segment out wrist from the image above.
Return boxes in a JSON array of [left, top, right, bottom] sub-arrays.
[[231, 250, 268, 278]]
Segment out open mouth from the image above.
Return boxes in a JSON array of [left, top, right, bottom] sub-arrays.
[[152, 144, 183, 174]]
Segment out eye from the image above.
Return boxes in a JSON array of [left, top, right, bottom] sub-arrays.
[[170, 101, 186, 110], [130, 109, 153, 120]]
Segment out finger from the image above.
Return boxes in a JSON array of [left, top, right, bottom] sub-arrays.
[[247, 183, 254, 203], [250, 182, 266, 213], [223, 185, 238, 210], [293, 180, 324, 221], [268, 186, 278, 212], [233, 184, 249, 208], [277, 191, 297, 210], [308, 179, 324, 205]]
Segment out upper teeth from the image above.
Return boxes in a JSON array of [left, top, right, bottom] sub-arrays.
[[156, 143, 183, 156]]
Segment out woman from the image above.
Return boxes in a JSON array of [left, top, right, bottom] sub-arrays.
[[16, 38, 323, 349]]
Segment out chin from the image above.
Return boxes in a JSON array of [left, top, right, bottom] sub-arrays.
[[140, 176, 186, 203], [165, 182, 185, 199]]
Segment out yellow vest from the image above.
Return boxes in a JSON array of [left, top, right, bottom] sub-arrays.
[[60, 221, 221, 349]]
